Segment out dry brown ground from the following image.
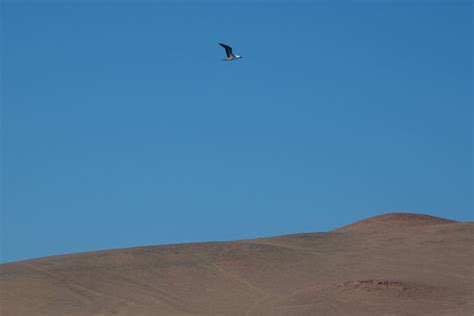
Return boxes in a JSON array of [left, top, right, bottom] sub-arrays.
[[1, 213, 473, 315]]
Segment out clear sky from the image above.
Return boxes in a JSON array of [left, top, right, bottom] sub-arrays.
[[1, 1, 472, 263]]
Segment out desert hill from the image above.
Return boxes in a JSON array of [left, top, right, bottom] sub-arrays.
[[1, 212, 473, 315], [333, 212, 457, 232]]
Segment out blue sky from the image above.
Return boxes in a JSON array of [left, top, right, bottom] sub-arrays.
[[1, 1, 472, 263]]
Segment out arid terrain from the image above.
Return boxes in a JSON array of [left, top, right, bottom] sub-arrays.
[[1, 213, 473, 315]]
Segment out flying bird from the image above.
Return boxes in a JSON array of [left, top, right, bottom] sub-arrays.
[[219, 43, 242, 61]]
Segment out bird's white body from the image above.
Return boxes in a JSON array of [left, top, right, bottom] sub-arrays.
[[223, 55, 242, 62]]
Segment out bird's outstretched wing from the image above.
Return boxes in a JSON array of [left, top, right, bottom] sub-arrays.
[[219, 43, 235, 58]]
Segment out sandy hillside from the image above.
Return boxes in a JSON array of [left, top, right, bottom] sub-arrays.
[[1, 213, 473, 315]]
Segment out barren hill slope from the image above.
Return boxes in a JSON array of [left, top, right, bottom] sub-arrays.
[[1, 213, 473, 315]]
